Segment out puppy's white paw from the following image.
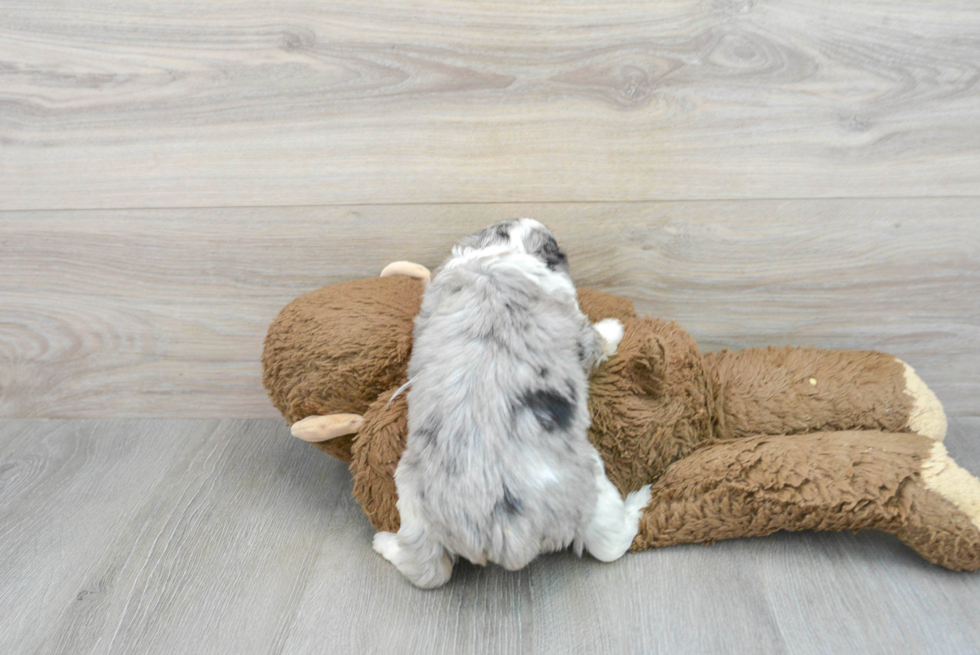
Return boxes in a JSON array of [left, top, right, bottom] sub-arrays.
[[595, 318, 624, 358], [625, 484, 653, 520], [373, 531, 400, 562]]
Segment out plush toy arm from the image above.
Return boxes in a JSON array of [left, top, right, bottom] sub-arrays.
[[704, 347, 947, 442], [631, 430, 980, 571], [351, 388, 409, 533]]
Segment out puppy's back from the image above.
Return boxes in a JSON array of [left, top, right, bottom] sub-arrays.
[[399, 251, 599, 569]]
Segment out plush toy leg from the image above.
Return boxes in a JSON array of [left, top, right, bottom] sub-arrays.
[[704, 347, 947, 441], [632, 430, 980, 571], [380, 261, 431, 282]]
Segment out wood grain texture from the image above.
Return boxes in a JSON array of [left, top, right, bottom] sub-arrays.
[[0, 419, 221, 653], [1, 417, 978, 653], [2, 200, 978, 418], [2, 0, 980, 209]]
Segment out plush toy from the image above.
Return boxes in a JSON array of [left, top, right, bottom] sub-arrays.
[[262, 263, 980, 571]]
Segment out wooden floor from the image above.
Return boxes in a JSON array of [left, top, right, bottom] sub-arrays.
[[3, 0, 980, 652], [1, 416, 978, 654]]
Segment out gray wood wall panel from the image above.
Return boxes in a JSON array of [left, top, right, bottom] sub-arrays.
[[2, 200, 978, 418], [2, 0, 979, 209]]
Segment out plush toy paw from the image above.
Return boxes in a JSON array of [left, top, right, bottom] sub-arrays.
[[897, 441, 980, 571], [595, 318, 625, 358], [921, 442, 980, 531], [899, 359, 948, 441]]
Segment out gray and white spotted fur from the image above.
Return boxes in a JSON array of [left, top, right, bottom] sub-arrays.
[[373, 219, 652, 588]]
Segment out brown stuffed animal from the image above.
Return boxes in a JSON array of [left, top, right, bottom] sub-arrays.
[[262, 265, 980, 571]]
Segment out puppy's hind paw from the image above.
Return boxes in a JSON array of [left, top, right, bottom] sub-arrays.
[[625, 484, 653, 520], [373, 531, 400, 562], [595, 318, 624, 358]]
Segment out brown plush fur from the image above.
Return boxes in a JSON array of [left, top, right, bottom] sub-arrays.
[[262, 277, 980, 571], [351, 388, 407, 533], [633, 431, 979, 571], [262, 276, 422, 460], [705, 347, 913, 440]]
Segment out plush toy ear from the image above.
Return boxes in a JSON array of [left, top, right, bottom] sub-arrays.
[[380, 261, 431, 282], [291, 413, 364, 442]]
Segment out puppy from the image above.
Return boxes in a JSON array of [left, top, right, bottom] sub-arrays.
[[373, 219, 652, 588]]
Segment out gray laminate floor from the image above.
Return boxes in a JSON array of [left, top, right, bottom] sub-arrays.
[[2, 417, 979, 655]]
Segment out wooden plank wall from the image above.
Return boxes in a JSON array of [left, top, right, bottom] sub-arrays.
[[1, 1, 978, 418]]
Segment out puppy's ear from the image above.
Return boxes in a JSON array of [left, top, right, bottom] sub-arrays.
[[492, 222, 512, 242], [460, 220, 513, 249], [538, 235, 569, 273]]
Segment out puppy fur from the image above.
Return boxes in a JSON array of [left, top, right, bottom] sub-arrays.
[[374, 219, 652, 588]]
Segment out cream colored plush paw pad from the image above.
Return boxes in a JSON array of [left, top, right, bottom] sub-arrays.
[[900, 360, 948, 442], [922, 442, 980, 531]]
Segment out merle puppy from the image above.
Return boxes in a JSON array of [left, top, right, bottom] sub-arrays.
[[373, 219, 652, 588]]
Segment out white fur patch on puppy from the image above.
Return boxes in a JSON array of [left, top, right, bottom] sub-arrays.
[[595, 318, 624, 359], [373, 529, 454, 590], [580, 453, 652, 562], [372, 531, 400, 560]]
